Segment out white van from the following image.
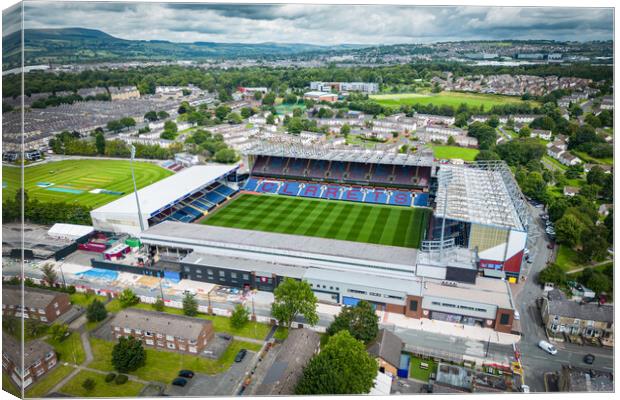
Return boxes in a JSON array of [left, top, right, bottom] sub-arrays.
[[538, 340, 558, 355]]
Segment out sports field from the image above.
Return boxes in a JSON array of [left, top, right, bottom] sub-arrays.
[[201, 193, 430, 248], [2, 160, 172, 208], [370, 91, 536, 109], [432, 145, 480, 161]]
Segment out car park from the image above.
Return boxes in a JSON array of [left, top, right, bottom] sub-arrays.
[[235, 349, 247, 363], [538, 340, 558, 355], [172, 378, 188, 387], [584, 354, 595, 364], [178, 370, 194, 379]]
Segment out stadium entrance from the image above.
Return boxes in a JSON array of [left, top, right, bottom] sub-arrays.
[[430, 311, 484, 327]]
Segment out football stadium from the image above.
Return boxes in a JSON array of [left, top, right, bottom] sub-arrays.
[[88, 142, 528, 333]]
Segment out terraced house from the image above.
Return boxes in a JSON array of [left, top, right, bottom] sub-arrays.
[[110, 308, 215, 354], [2, 335, 57, 389], [2, 286, 71, 323]]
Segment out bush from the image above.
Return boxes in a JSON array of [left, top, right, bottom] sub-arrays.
[[105, 373, 117, 383], [115, 374, 128, 385], [82, 378, 96, 391]]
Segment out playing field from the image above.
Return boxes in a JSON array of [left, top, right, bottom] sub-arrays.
[[370, 91, 536, 109], [201, 193, 430, 248], [432, 145, 480, 161], [2, 160, 173, 208]]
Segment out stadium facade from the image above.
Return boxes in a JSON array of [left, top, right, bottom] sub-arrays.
[[88, 145, 528, 332]]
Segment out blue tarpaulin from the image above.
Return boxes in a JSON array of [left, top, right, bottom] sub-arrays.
[[397, 354, 410, 378]]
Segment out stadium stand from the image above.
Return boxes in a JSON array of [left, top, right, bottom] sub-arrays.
[[347, 162, 371, 181]]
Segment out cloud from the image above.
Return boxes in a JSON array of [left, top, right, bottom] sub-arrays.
[[19, 2, 613, 45]]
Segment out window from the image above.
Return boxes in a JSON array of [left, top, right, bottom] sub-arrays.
[[369, 292, 381, 297], [54, 302, 59, 308], [36, 369, 45, 377], [145, 339, 154, 345], [124, 328, 132, 334], [189, 339, 197, 345], [309, 283, 313, 287], [134, 329, 142, 335], [385, 295, 403, 300], [231, 272, 237, 279], [166, 335, 174, 341], [330, 286, 333, 290], [157, 341, 164, 347], [179, 345, 186, 351], [243, 273, 249, 280], [167, 343, 176, 350], [145, 331, 152, 337], [219, 271, 225, 277], [348, 289, 366, 295], [184, 267, 191, 272], [45, 352, 54, 360], [156, 333, 163, 338], [39, 309, 45, 314], [207, 269, 213, 275], [409, 300, 418, 312], [41, 317, 48, 322], [500, 313, 510, 325], [189, 347, 197, 353], [33, 360, 42, 369]]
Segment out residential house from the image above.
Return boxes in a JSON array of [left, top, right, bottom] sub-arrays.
[[2, 286, 71, 323], [558, 152, 581, 166], [174, 152, 200, 167], [2, 335, 57, 388], [77, 87, 107, 98], [108, 86, 140, 101], [541, 290, 613, 346], [599, 96, 613, 111], [598, 204, 612, 217], [109, 308, 215, 354], [366, 329, 404, 377], [530, 129, 552, 141], [253, 328, 320, 395], [563, 186, 580, 197], [557, 365, 614, 392], [584, 163, 612, 174], [547, 138, 568, 151]]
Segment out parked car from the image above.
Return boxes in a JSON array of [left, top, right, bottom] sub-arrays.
[[583, 354, 595, 364], [235, 349, 248, 363], [514, 310, 520, 320], [172, 378, 188, 387], [538, 340, 558, 355], [178, 370, 194, 379]]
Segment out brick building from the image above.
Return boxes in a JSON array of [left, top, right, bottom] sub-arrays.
[[2, 286, 71, 323], [110, 308, 215, 354], [2, 335, 57, 389]]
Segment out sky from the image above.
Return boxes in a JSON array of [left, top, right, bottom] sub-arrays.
[[3, 2, 614, 45]]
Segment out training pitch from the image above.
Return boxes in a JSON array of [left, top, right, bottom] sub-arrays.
[[201, 193, 430, 248], [2, 159, 173, 208], [370, 91, 536, 109]]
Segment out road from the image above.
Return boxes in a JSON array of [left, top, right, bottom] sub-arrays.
[[514, 204, 614, 392]]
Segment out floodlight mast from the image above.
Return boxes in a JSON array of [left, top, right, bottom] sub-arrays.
[[130, 145, 145, 232], [438, 169, 453, 262]]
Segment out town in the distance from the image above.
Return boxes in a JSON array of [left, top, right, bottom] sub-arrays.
[[1, 2, 615, 398]]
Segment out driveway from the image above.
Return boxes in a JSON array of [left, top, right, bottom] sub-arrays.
[[165, 350, 256, 396]]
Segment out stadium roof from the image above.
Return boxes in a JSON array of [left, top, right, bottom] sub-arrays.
[[434, 161, 528, 231], [243, 140, 435, 167], [92, 165, 238, 217], [140, 221, 417, 271], [181, 252, 306, 279]]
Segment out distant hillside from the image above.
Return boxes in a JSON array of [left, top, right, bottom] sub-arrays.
[[2, 27, 364, 68]]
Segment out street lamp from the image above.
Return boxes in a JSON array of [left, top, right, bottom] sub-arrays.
[[130, 145, 145, 232]]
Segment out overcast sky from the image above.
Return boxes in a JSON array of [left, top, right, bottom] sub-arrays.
[[5, 2, 614, 45]]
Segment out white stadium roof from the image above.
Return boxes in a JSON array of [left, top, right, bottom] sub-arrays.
[[92, 164, 238, 217]]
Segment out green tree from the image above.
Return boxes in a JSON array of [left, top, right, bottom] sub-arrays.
[[582, 270, 611, 295], [295, 330, 377, 395], [152, 297, 165, 312], [555, 214, 585, 247], [230, 304, 250, 329], [106, 120, 124, 133], [163, 120, 177, 134], [86, 299, 108, 322], [82, 378, 96, 392], [157, 111, 169, 120], [227, 112, 243, 124], [214, 148, 238, 163], [446, 135, 456, 146], [112, 337, 146, 373], [271, 278, 318, 328], [340, 124, 351, 135], [95, 132, 106, 155], [487, 115, 500, 128], [587, 166, 608, 187], [262, 92, 276, 106], [581, 225, 609, 262], [120, 117, 136, 129], [326, 301, 378, 344], [240, 107, 254, 119], [475, 150, 500, 161], [48, 323, 69, 342], [144, 111, 158, 121], [182, 293, 198, 316], [215, 105, 231, 120], [518, 126, 531, 138], [537, 264, 566, 286], [40, 263, 58, 286], [266, 113, 276, 125], [118, 289, 140, 308]]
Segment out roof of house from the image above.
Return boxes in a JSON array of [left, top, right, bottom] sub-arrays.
[[110, 308, 211, 339], [2, 334, 55, 369], [255, 328, 320, 395], [561, 365, 614, 392], [547, 300, 613, 323], [2, 285, 67, 309], [367, 329, 403, 368], [564, 186, 580, 194]]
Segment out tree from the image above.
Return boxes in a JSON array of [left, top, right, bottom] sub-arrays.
[[537, 264, 566, 286], [106, 120, 124, 133], [262, 92, 276, 106], [240, 107, 253, 119], [144, 111, 158, 122], [227, 112, 243, 124], [475, 150, 500, 161], [295, 330, 377, 395], [112, 337, 146, 373], [230, 304, 250, 329], [582, 270, 611, 295], [214, 148, 238, 163], [163, 120, 177, 134], [581, 225, 609, 262], [446, 135, 456, 146], [82, 378, 96, 392], [48, 323, 69, 342], [95, 132, 106, 155], [587, 166, 607, 187], [157, 110, 169, 120], [555, 214, 585, 247], [120, 117, 136, 129], [271, 278, 318, 328], [340, 124, 351, 135], [182, 293, 198, 316], [326, 301, 378, 344], [518, 126, 531, 138], [40, 263, 57, 286], [86, 299, 108, 322], [521, 171, 547, 201], [152, 297, 165, 311], [487, 115, 500, 128], [119, 289, 140, 308], [266, 113, 276, 125]]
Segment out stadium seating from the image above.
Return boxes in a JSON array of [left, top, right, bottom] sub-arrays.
[[346, 163, 370, 182], [264, 157, 285, 175], [243, 178, 260, 191], [307, 160, 328, 179], [278, 181, 301, 196], [286, 158, 307, 177], [364, 189, 389, 204], [327, 161, 347, 181], [371, 164, 393, 184], [257, 180, 281, 193], [215, 185, 236, 197], [413, 193, 430, 207], [299, 183, 322, 198], [389, 190, 413, 206], [321, 185, 343, 200]]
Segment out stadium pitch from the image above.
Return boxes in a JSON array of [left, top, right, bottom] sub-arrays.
[[2, 159, 172, 208], [201, 193, 430, 248]]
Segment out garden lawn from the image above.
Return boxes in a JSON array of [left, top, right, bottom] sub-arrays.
[[25, 365, 75, 398], [202, 194, 431, 249], [273, 327, 289, 341], [59, 370, 144, 397], [555, 245, 581, 271], [572, 150, 613, 166], [3, 373, 20, 398], [431, 145, 480, 161], [2, 159, 172, 208], [370, 91, 537, 109], [131, 303, 271, 340], [88, 338, 261, 383], [69, 293, 107, 307], [408, 355, 437, 382], [46, 332, 86, 365]]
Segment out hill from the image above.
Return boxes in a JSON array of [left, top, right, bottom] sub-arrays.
[[2, 27, 364, 68]]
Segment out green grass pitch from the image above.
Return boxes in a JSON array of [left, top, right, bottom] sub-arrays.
[[2, 159, 173, 208], [201, 193, 430, 248], [370, 91, 538, 109]]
